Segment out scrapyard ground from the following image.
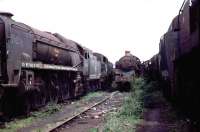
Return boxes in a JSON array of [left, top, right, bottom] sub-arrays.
[[0, 92, 111, 132], [56, 78, 195, 132], [1, 78, 196, 132], [54, 92, 129, 132]]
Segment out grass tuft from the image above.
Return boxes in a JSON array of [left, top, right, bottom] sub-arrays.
[[1, 91, 107, 132], [103, 77, 146, 132], [0, 103, 62, 132], [89, 127, 98, 132], [82, 92, 104, 101]]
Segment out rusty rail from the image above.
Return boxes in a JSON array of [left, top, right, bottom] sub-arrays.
[[41, 92, 118, 132]]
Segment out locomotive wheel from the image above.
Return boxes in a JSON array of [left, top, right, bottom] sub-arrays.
[[85, 81, 90, 93], [98, 81, 101, 90], [46, 78, 59, 103], [1, 90, 18, 118], [69, 80, 76, 99], [92, 82, 96, 91], [50, 87, 59, 103], [88, 82, 91, 92], [15, 93, 31, 116], [32, 90, 46, 109], [38, 83, 47, 107], [60, 83, 69, 102], [37, 92, 46, 107], [30, 77, 47, 109], [95, 81, 98, 91], [23, 96, 31, 116]]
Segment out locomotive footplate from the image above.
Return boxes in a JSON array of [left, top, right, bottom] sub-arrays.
[[21, 62, 78, 71]]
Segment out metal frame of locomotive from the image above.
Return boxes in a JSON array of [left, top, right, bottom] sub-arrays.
[[145, 0, 199, 120], [0, 12, 113, 117], [114, 51, 141, 91]]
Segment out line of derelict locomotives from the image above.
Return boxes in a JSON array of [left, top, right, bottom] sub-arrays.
[[0, 12, 114, 118], [143, 0, 200, 121]]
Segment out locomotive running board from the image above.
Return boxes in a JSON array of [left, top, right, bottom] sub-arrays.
[[0, 83, 18, 88], [21, 62, 78, 71]]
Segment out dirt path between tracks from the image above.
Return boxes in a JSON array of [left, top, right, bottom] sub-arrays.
[[136, 90, 193, 132], [55, 92, 129, 132]]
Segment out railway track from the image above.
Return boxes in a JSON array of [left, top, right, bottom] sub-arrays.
[[18, 91, 118, 132], [47, 92, 118, 132]]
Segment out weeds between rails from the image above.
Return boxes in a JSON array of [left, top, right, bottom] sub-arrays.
[[103, 78, 145, 131]]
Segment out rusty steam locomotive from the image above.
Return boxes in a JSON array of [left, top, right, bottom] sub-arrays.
[[0, 12, 113, 117], [144, 0, 199, 120], [114, 51, 141, 91]]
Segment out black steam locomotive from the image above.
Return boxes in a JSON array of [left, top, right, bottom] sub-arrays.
[[114, 51, 141, 91], [0, 12, 113, 117]]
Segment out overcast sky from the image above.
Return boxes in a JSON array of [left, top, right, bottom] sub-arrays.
[[0, 0, 183, 63]]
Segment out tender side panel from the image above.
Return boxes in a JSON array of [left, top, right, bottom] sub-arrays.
[[0, 19, 7, 82]]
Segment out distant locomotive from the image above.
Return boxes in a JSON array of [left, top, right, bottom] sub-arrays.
[[145, 0, 200, 120], [0, 12, 113, 118], [114, 51, 141, 91], [93, 53, 113, 90]]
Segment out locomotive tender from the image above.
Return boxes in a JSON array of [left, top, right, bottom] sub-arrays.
[[145, 0, 199, 120], [0, 12, 113, 117]]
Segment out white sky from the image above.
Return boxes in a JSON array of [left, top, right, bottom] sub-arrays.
[[0, 0, 183, 63]]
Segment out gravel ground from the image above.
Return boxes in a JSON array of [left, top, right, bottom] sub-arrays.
[[17, 92, 111, 132], [54, 92, 129, 132]]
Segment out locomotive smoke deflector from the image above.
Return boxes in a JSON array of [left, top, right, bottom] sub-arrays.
[[0, 12, 14, 18]]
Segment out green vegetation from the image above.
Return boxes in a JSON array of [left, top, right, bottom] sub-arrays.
[[89, 127, 98, 132], [103, 78, 146, 132], [1, 103, 62, 132], [0, 91, 106, 132], [82, 91, 104, 101], [104, 78, 159, 132]]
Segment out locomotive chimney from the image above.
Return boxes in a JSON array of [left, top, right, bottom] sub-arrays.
[[125, 51, 131, 56], [0, 12, 14, 18]]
